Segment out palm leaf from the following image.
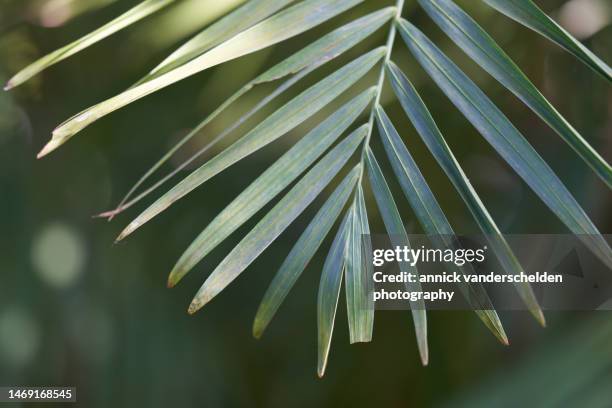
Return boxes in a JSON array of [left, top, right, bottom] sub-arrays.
[[9, 0, 612, 375], [397, 20, 612, 271], [252, 7, 394, 84], [4, 0, 174, 91], [482, 0, 612, 82], [42, 0, 365, 156], [386, 61, 544, 326], [116, 48, 385, 242], [317, 210, 351, 378], [418, 0, 611, 187], [253, 155, 358, 338], [104, 7, 395, 217], [364, 148, 428, 365], [187, 131, 365, 313], [345, 185, 375, 343], [168, 91, 374, 287], [375, 106, 508, 344], [139, 0, 294, 83]]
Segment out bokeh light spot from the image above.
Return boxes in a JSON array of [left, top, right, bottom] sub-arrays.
[[31, 223, 86, 289], [559, 0, 610, 39]]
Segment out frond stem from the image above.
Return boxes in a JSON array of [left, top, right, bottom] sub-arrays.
[[358, 0, 404, 183]]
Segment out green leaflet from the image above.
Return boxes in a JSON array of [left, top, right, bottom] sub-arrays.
[[345, 185, 375, 344], [99, 65, 316, 219], [116, 48, 385, 242], [364, 148, 428, 365], [246, 7, 395, 84], [187, 135, 365, 314], [397, 20, 612, 271], [317, 210, 351, 378], [168, 91, 374, 287], [386, 61, 544, 326], [375, 106, 508, 345], [105, 7, 395, 216], [140, 0, 293, 83], [43, 0, 365, 156], [4, 0, 174, 91], [418, 0, 611, 188], [482, 0, 612, 82], [253, 161, 359, 338]]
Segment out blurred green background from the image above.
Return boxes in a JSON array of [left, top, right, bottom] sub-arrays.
[[0, 0, 611, 406]]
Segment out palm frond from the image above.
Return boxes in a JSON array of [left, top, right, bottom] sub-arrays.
[[7, 0, 612, 374]]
